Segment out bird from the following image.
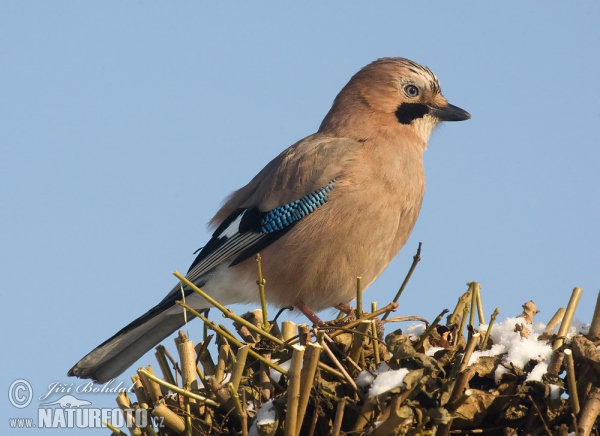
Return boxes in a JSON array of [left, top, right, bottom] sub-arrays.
[[68, 57, 470, 383]]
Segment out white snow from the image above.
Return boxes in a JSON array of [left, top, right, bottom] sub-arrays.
[[425, 346, 445, 357], [405, 315, 562, 387], [248, 399, 277, 436], [404, 323, 426, 340], [458, 317, 553, 383], [269, 359, 292, 381], [368, 368, 410, 397], [549, 384, 561, 400], [356, 362, 410, 397], [356, 362, 391, 388], [526, 362, 548, 382]]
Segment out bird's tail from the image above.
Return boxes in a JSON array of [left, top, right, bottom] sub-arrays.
[[68, 292, 194, 383]]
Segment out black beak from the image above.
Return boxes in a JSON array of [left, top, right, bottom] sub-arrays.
[[427, 103, 471, 122]]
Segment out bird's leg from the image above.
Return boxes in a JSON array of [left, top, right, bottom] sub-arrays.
[[334, 302, 354, 315], [295, 300, 326, 327], [335, 302, 385, 339]]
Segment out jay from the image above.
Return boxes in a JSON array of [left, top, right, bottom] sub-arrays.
[[69, 57, 470, 382]]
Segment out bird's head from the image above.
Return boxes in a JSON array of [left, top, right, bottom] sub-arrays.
[[319, 57, 470, 145]]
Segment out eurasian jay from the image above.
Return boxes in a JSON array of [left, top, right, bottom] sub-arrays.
[[69, 57, 470, 382]]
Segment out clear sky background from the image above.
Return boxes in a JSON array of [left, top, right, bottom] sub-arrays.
[[1, 2, 599, 432]]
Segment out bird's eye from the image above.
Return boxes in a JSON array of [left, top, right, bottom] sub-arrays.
[[404, 85, 419, 98]]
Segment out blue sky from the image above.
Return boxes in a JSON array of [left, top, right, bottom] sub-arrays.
[[2, 2, 599, 432]]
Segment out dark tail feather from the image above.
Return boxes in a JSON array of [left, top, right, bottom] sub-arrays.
[[68, 296, 193, 383]]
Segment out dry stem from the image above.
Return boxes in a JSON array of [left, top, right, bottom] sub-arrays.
[[414, 308, 449, 351], [230, 345, 249, 391], [356, 276, 363, 320], [284, 345, 305, 436], [577, 387, 600, 436], [588, 291, 600, 340], [382, 241, 422, 320], [255, 254, 270, 331], [138, 365, 162, 405], [138, 368, 218, 407], [546, 308, 566, 331], [329, 301, 398, 338], [564, 349, 580, 414], [296, 342, 322, 435], [331, 398, 346, 436], [481, 307, 499, 350], [153, 402, 186, 434], [553, 287, 583, 350]]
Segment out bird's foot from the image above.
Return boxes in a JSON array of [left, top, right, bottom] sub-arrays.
[[334, 302, 354, 315]]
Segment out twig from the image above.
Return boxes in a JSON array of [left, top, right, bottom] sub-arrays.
[[115, 392, 141, 436], [174, 272, 285, 347], [382, 242, 422, 320], [577, 387, 600, 436], [329, 302, 398, 338], [564, 349, 580, 414], [455, 303, 470, 346], [176, 333, 197, 436], [371, 320, 381, 365], [284, 345, 305, 436], [475, 282, 485, 325], [553, 287, 583, 350], [230, 345, 249, 391], [547, 350, 564, 376], [259, 351, 272, 402], [448, 284, 473, 326], [322, 333, 363, 374], [176, 301, 288, 375], [481, 307, 499, 350], [196, 339, 217, 377], [459, 332, 481, 372], [104, 420, 128, 435], [319, 338, 364, 400], [352, 397, 377, 432], [296, 342, 322, 436], [255, 254, 270, 331], [356, 276, 363, 320], [137, 365, 162, 405], [413, 308, 449, 351], [588, 291, 600, 339], [370, 399, 413, 436], [138, 368, 219, 407], [468, 282, 477, 328], [546, 308, 566, 332], [451, 388, 473, 411], [447, 370, 472, 410], [330, 398, 346, 436], [282, 321, 297, 342], [527, 394, 552, 436], [131, 375, 149, 410], [297, 324, 310, 346], [216, 344, 231, 384], [348, 320, 371, 366], [155, 345, 176, 385], [228, 383, 248, 436], [153, 402, 186, 434]]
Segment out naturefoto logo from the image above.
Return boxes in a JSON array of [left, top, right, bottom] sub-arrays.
[[7, 378, 160, 430], [40, 394, 92, 408]]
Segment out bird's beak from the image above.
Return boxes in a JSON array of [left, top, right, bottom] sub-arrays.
[[427, 103, 471, 122]]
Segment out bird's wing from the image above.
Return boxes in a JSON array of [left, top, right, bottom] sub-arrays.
[[182, 133, 362, 288]]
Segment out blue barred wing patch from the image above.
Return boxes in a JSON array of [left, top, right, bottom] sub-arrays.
[[260, 179, 337, 233], [186, 179, 338, 279]]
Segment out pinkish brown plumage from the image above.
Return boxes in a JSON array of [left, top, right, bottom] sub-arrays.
[[69, 57, 470, 382]]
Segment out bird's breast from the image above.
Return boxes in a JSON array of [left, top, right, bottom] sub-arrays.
[[257, 141, 426, 310]]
